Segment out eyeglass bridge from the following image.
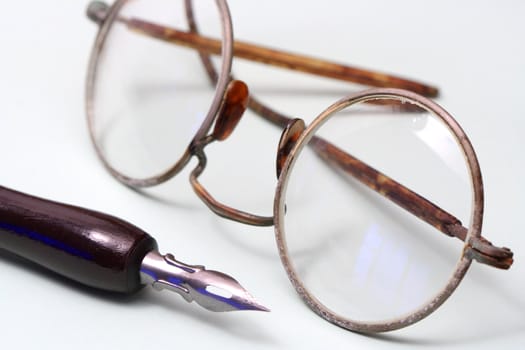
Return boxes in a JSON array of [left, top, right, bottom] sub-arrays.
[[188, 80, 274, 227]]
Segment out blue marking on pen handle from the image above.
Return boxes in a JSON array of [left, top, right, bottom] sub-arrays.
[[0, 221, 93, 261]]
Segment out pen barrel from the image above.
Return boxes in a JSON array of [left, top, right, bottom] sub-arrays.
[[0, 186, 157, 293]]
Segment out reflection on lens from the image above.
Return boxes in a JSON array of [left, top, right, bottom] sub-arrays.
[[90, 0, 226, 179], [280, 96, 471, 325]]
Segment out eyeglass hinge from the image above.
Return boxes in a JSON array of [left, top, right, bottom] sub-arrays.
[[464, 236, 513, 270]]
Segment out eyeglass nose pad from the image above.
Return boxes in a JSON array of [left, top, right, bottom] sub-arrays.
[[87, 1, 110, 25], [212, 80, 249, 141], [276, 118, 306, 179]]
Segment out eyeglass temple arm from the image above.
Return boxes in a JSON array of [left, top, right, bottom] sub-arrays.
[[244, 94, 512, 269], [256, 97, 513, 270], [120, 17, 438, 98], [307, 136, 513, 269], [87, 4, 511, 268]]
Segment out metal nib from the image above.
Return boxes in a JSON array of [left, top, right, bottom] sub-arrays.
[[140, 251, 269, 312]]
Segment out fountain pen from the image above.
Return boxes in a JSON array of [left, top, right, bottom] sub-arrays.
[[0, 185, 267, 312]]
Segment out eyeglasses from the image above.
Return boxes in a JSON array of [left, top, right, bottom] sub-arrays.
[[85, 0, 513, 333]]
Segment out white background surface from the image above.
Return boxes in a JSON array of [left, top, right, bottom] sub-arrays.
[[0, 1, 524, 349]]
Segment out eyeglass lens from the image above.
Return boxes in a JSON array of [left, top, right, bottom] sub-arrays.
[[91, 0, 225, 179], [280, 97, 471, 324]]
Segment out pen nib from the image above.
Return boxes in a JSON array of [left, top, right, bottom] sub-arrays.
[[140, 251, 269, 312]]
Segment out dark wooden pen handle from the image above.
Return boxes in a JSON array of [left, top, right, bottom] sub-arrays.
[[0, 186, 157, 293]]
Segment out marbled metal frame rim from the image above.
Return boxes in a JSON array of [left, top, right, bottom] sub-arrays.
[[274, 88, 481, 333], [85, 0, 234, 187]]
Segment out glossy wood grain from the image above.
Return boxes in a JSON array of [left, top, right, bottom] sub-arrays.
[[0, 186, 157, 293]]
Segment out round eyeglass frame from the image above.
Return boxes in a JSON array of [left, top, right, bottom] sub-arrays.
[[273, 88, 481, 333], [85, 0, 235, 187], [84, 0, 512, 333]]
